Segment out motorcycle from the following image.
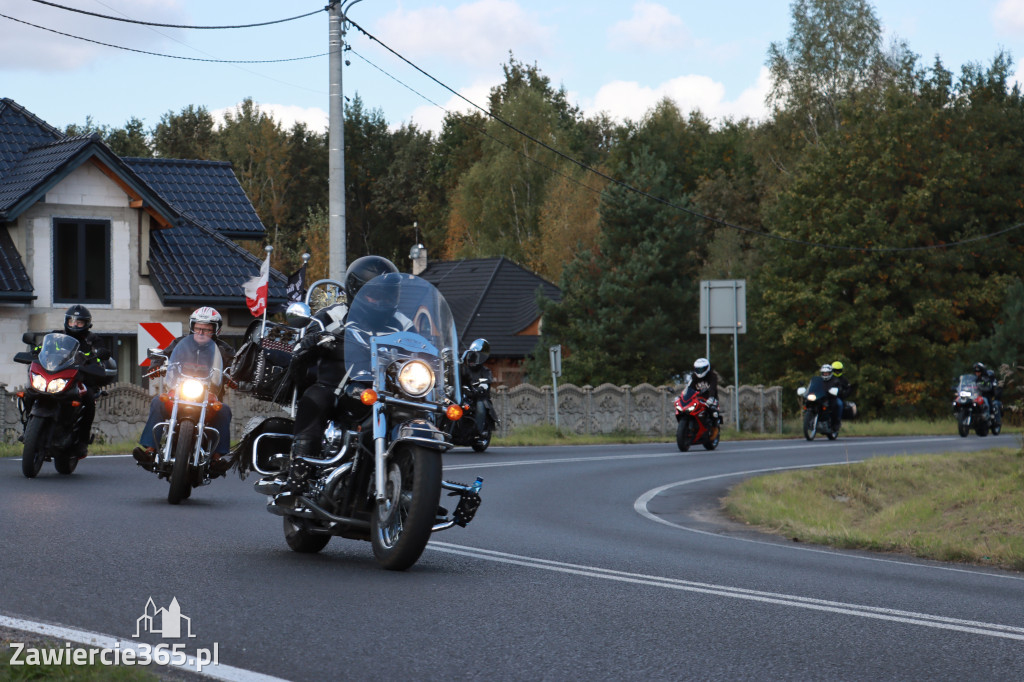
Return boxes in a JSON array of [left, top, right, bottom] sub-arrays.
[[797, 376, 840, 440], [674, 374, 721, 452], [143, 336, 231, 504], [13, 332, 115, 478], [952, 373, 995, 437], [243, 274, 484, 571], [444, 349, 499, 453]]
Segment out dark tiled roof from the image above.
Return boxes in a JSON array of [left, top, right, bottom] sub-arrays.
[[0, 98, 63, 177], [149, 221, 286, 306], [127, 158, 266, 238], [0, 135, 95, 215], [0, 228, 33, 301], [419, 257, 561, 358]]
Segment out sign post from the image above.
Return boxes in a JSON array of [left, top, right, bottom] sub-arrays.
[[137, 322, 182, 367], [549, 345, 562, 430], [699, 280, 746, 430]]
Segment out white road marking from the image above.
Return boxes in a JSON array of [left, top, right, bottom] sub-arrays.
[[427, 542, 1024, 641]]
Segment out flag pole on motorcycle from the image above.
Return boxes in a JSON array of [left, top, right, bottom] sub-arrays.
[[244, 245, 272, 334]]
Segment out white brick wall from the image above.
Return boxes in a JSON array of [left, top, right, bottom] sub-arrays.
[[44, 163, 130, 208]]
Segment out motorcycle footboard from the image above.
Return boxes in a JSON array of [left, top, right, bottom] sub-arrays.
[[434, 478, 483, 530]]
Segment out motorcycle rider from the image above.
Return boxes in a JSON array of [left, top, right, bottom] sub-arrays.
[[24, 305, 110, 456], [972, 362, 995, 418], [460, 338, 496, 437], [986, 368, 1003, 426], [132, 307, 235, 474], [829, 361, 852, 429], [280, 256, 400, 494], [689, 357, 721, 429]]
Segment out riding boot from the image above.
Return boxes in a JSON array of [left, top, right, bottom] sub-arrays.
[[274, 439, 318, 504]]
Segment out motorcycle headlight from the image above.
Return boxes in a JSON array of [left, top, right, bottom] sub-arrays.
[[180, 378, 205, 401], [47, 378, 68, 393], [807, 394, 817, 402], [30, 373, 47, 392], [397, 360, 434, 398], [959, 391, 972, 398]]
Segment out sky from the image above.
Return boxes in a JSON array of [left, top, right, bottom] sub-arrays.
[[3, 0, 1024, 136]]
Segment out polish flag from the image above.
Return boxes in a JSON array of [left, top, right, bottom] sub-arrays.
[[244, 254, 270, 317]]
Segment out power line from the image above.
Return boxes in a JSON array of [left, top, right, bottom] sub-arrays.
[[345, 17, 1024, 254], [29, 0, 325, 29], [0, 12, 328, 63]]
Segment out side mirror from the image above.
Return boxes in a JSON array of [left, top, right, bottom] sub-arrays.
[[285, 302, 312, 328], [797, 387, 807, 397], [22, 332, 35, 345]]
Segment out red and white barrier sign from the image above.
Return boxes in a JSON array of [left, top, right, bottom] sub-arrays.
[[137, 322, 182, 366]]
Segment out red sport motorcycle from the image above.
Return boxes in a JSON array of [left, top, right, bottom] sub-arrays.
[[13, 332, 114, 477], [674, 377, 721, 452]]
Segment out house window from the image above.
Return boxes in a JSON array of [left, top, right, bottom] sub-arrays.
[[53, 219, 110, 304]]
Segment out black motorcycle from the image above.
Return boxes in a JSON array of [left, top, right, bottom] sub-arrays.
[[240, 274, 484, 571], [952, 373, 996, 437], [797, 376, 840, 441], [14, 332, 115, 477], [444, 347, 499, 452]]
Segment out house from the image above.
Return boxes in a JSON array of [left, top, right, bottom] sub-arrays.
[[412, 246, 562, 387], [0, 98, 285, 388]]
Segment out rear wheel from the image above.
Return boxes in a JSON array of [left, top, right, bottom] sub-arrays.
[[168, 421, 195, 505], [283, 516, 331, 553], [371, 444, 442, 571], [803, 411, 817, 441], [675, 419, 691, 452], [54, 452, 79, 475], [976, 419, 989, 437], [21, 416, 47, 478]]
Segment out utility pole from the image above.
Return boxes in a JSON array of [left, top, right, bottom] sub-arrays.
[[328, 1, 361, 281]]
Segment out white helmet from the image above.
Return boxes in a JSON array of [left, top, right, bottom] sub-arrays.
[[820, 364, 833, 378], [693, 357, 710, 378], [190, 306, 222, 335]]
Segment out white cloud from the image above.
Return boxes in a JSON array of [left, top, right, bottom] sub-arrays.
[[608, 1, 687, 51], [993, 0, 1024, 34], [0, 0, 187, 70], [375, 0, 552, 69], [586, 67, 770, 125], [406, 80, 499, 134], [211, 103, 329, 132]]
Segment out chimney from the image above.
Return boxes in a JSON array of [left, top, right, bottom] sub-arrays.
[[410, 243, 427, 275]]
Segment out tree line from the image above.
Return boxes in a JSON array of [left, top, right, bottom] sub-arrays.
[[73, 0, 1024, 417]]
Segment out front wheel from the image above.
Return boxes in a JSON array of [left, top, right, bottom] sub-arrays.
[[168, 420, 195, 505], [471, 429, 491, 453], [802, 411, 817, 441], [992, 421, 1002, 436], [283, 516, 330, 554], [702, 424, 720, 451], [371, 444, 442, 571], [957, 410, 970, 437], [675, 418, 692, 452], [976, 419, 989, 437], [21, 416, 47, 478]]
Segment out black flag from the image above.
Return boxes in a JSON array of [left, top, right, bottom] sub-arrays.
[[286, 263, 307, 303]]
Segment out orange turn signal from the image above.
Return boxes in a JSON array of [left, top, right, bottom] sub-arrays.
[[209, 399, 222, 412], [15, 391, 24, 398], [446, 404, 464, 421], [360, 389, 378, 405], [71, 401, 81, 408]]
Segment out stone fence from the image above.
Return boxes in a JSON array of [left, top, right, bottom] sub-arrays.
[[0, 382, 783, 445]]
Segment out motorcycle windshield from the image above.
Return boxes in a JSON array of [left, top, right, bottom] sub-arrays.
[[957, 374, 979, 396], [165, 335, 224, 392], [36, 333, 80, 373], [345, 273, 458, 402], [805, 375, 828, 400]]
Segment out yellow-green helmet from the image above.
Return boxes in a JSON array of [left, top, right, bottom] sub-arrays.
[[831, 361, 844, 377]]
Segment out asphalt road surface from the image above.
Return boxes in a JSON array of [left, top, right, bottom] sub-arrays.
[[2, 434, 1022, 681]]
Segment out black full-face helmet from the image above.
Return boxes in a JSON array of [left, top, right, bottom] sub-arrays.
[[344, 256, 399, 303], [63, 304, 92, 341], [350, 272, 402, 327], [973, 362, 986, 375]]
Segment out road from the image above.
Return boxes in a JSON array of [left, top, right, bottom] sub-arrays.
[[2, 435, 1022, 681]]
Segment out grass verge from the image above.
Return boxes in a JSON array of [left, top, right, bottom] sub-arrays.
[[1, 637, 158, 681], [722, 447, 1024, 571]]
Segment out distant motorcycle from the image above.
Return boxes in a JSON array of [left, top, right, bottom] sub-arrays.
[[444, 345, 499, 452], [797, 376, 840, 441], [952, 373, 995, 437], [13, 332, 115, 477], [143, 337, 231, 504], [674, 375, 721, 452]]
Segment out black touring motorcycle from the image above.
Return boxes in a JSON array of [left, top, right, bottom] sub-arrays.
[[234, 274, 484, 570]]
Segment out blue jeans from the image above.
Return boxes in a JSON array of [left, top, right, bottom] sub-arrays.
[[139, 396, 232, 455]]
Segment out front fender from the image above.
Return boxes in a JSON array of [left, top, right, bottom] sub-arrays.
[[389, 419, 452, 454]]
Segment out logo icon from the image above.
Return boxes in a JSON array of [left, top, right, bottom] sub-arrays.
[[134, 597, 195, 639]]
